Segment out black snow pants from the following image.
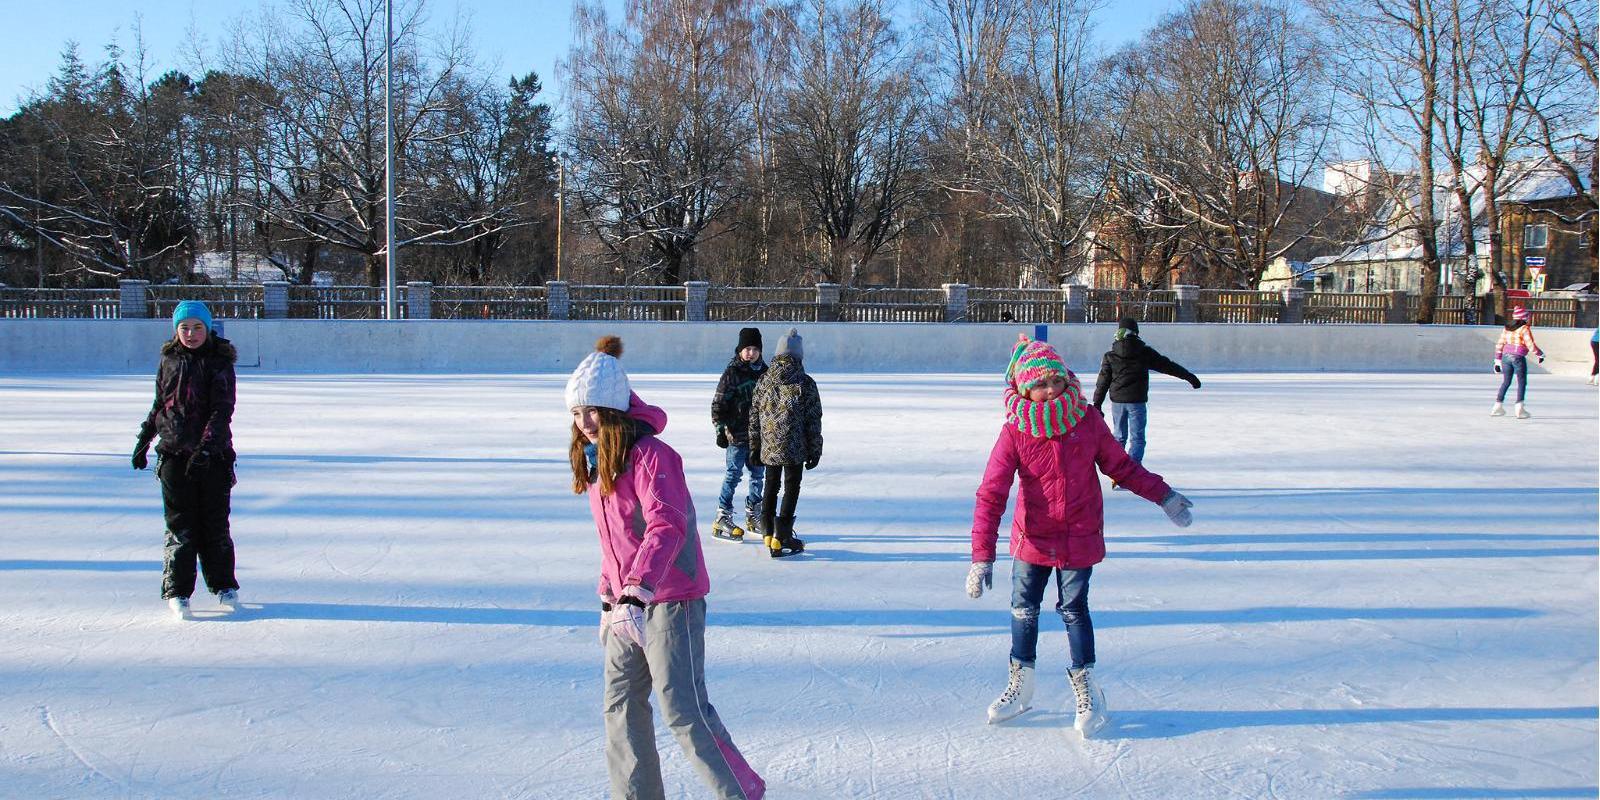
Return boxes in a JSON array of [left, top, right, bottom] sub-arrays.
[[760, 464, 805, 531], [158, 453, 238, 599]]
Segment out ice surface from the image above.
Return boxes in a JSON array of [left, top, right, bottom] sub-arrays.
[[0, 371, 1594, 799]]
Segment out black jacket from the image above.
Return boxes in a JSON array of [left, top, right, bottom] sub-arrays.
[[711, 356, 766, 446], [1092, 334, 1198, 406], [139, 336, 238, 457]]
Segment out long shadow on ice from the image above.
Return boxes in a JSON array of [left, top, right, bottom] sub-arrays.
[[1351, 787, 1600, 798], [1111, 546, 1599, 561], [245, 602, 1536, 629], [0, 559, 160, 571], [1100, 705, 1598, 740]]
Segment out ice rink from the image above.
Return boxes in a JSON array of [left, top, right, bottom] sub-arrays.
[[1, 370, 1595, 799]]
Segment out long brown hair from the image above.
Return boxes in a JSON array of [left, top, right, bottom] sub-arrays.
[[569, 406, 633, 496]]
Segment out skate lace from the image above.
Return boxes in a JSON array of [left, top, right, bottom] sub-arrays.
[[1000, 665, 1024, 702], [1070, 670, 1093, 715]]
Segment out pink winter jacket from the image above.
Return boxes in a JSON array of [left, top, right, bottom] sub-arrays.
[[971, 406, 1172, 569], [590, 394, 711, 604]]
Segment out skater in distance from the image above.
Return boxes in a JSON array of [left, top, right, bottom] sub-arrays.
[[1491, 305, 1543, 419], [132, 300, 242, 621], [747, 327, 822, 558], [967, 333, 1194, 738], [566, 336, 766, 800], [710, 327, 768, 543], [1091, 317, 1201, 471]]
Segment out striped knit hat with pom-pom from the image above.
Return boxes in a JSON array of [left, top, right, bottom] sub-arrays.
[[1003, 334, 1088, 438]]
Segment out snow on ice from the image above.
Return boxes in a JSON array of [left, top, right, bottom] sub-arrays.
[[0, 371, 1594, 799]]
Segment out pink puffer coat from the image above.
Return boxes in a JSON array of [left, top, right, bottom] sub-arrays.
[[971, 406, 1171, 569], [590, 394, 711, 603]]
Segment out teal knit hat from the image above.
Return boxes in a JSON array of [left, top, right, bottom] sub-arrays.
[[172, 300, 214, 330]]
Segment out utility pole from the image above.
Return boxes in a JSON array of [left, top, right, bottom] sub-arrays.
[[383, 0, 399, 319], [554, 154, 564, 281]]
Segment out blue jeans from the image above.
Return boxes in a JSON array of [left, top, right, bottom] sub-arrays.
[[1112, 402, 1148, 463], [1497, 355, 1527, 403], [716, 443, 764, 513], [1009, 560, 1094, 669]]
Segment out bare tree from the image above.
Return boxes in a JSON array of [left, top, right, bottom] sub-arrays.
[[565, 0, 754, 285], [1520, 0, 1597, 220]]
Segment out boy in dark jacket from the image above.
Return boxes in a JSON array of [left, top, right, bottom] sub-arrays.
[[133, 300, 241, 620], [747, 328, 822, 558], [710, 327, 767, 541], [1091, 318, 1200, 466]]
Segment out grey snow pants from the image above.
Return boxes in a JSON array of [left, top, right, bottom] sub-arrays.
[[603, 598, 764, 800]]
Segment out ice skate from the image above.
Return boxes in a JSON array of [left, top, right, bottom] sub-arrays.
[[1589, 374, 1598, 385], [744, 504, 764, 540], [711, 509, 744, 542], [168, 597, 192, 621], [1069, 666, 1108, 739], [987, 660, 1035, 723], [1514, 402, 1530, 419], [767, 515, 804, 558], [218, 589, 240, 611], [1489, 402, 1505, 417]]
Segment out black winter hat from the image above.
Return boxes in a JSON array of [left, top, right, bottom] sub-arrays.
[[1118, 317, 1139, 334], [736, 327, 763, 353]]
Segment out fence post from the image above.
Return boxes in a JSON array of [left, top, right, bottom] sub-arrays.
[[406, 281, 432, 319], [263, 281, 289, 319], [119, 280, 150, 318], [1174, 284, 1199, 323], [1279, 287, 1306, 324], [1386, 289, 1409, 324], [545, 280, 571, 320], [942, 283, 969, 323], [1477, 291, 1498, 325], [816, 283, 841, 322], [1063, 283, 1087, 323], [684, 281, 710, 322], [1577, 293, 1598, 329]]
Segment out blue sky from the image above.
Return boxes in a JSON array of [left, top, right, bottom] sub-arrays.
[[0, 0, 1184, 117]]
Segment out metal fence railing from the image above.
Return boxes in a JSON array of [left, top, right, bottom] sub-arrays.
[[838, 287, 945, 322], [0, 288, 120, 318], [432, 285, 548, 320], [5, 281, 1593, 327], [1197, 289, 1284, 323], [288, 285, 395, 320], [569, 284, 684, 321], [1305, 292, 1389, 324], [707, 286, 817, 322]]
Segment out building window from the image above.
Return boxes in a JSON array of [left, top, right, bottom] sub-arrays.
[[1345, 276, 1355, 293], [1524, 223, 1548, 249]]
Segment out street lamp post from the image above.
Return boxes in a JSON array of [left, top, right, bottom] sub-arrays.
[[553, 154, 564, 282], [383, 0, 399, 319]]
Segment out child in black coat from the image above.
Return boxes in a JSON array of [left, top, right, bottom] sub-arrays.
[[1091, 318, 1200, 468], [710, 327, 767, 541]]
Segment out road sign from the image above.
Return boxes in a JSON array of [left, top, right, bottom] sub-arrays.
[[1525, 255, 1547, 267]]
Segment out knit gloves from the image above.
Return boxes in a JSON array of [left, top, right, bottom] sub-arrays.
[[1161, 490, 1194, 527], [965, 562, 993, 599], [604, 585, 654, 649], [132, 434, 153, 470]]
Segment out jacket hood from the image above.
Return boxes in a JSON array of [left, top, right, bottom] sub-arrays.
[[625, 391, 669, 434], [1109, 336, 1144, 358], [1505, 319, 1527, 332], [162, 335, 237, 363]]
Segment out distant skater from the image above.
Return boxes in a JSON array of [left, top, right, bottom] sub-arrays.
[[710, 327, 767, 542], [1091, 317, 1200, 469], [747, 328, 822, 558], [566, 336, 765, 800], [133, 300, 241, 620], [1492, 306, 1543, 418], [968, 334, 1195, 738]]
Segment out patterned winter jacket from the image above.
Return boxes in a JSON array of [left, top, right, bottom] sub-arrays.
[[711, 356, 766, 446], [589, 394, 711, 604], [138, 336, 238, 458], [747, 354, 823, 466], [1495, 321, 1543, 359], [971, 405, 1171, 570]]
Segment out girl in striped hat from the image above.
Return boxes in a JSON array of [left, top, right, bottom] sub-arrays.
[[966, 333, 1195, 738]]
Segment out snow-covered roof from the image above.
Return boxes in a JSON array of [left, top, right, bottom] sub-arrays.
[[192, 251, 292, 284]]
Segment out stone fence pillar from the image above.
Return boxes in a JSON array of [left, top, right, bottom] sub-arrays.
[[684, 281, 710, 322], [119, 280, 149, 318], [546, 281, 571, 320], [1576, 293, 1598, 329], [263, 281, 289, 319], [1279, 287, 1306, 324], [942, 283, 969, 323], [1386, 289, 1410, 324], [1174, 284, 1200, 323], [1063, 283, 1087, 324], [405, 281, 432, 319], [816, 283, 841, 322]]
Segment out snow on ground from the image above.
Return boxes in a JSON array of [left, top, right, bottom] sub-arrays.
[[0, 370, 1595, 799]]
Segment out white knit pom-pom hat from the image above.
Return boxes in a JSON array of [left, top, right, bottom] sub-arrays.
[[564, 336, 631, 411]]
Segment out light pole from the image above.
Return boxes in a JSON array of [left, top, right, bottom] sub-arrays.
[[383, 0, 399, 319], [553, 153, 564, 282]]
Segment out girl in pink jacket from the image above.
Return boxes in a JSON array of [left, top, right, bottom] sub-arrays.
[[967, 334, 1194, 738], [566, 336, 765, 800]]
